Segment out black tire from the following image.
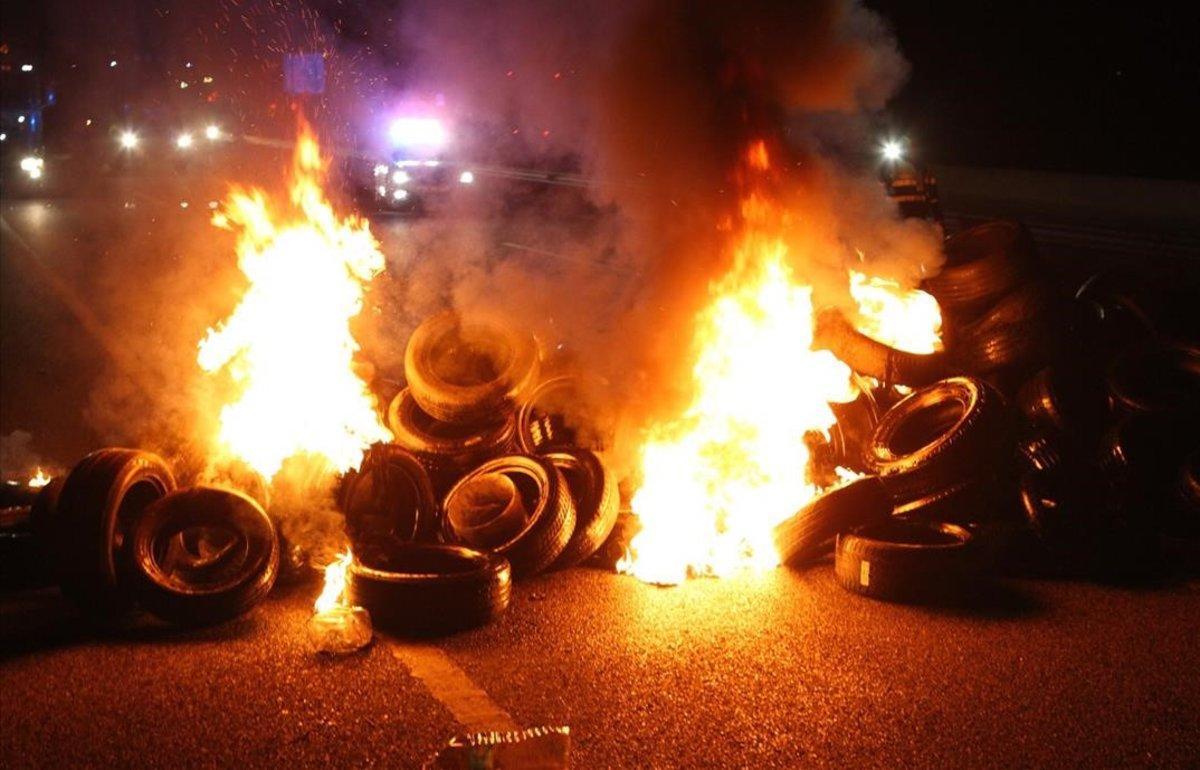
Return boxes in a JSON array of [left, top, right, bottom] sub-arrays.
[[126, 487, 279, 627], [1106, 341, 1200, 416], [442, 455, 576, 577], [405, 310, 540, 426], [834, 519, 979, 603], [387, 388, 516, 494], [546, 450, 619, 569], [1015, 431, 1062, 474], [813, 308, 952, 387], [339, 444, 439, 560], [348, 544, 511, 636], [54, 448, 176, 617], [864, 377, 1010, 503], [773, 477, 893, 568], [924, 221, 1034, 317], [1017, 366, 1109, 438], [28, 476, 64, 543], [516, 374, 610, 454], [1099, 411, 1200, 531], [957, 319, 1051, 377], [891, 476, 1002, 526]]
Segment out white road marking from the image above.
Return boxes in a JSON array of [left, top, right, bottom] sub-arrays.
[[390, 643, 518, 733]]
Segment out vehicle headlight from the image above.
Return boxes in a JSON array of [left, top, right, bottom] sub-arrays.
[[176, 132, 194, 150], [204, 125, 221, 141], [119, 130, 139, 149], [19, 156, 44, 179], [458, 170, 475, 185], [392, 170, 409, 185], [393, 189, 408, 200], [373, 164, 389, 177], [880, 139, 904, 163]]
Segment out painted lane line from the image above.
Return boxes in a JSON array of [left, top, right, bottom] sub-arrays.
[[389, 643, 518, 733]]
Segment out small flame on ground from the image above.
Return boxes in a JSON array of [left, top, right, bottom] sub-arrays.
[[27, 468, 51, 488], [198, 122, 391, 480], [314, 549, 353, 614], [848, 270, 943, 354]]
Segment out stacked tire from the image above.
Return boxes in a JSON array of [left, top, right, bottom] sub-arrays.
[[926, 221, 1062, 393]]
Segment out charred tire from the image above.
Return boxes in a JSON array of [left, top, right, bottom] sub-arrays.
[[835, 520, 978, 603], [443, 455, 576, 577], [516, 375, 608, 454], [891, 476, 1001, 526], [28, 476, 65, 543], [1106, 342, 1200, 416], [348, 544, 511, 636], [388, 389, 516, 494], [1017, 366, 1109, 438], [865, 377, 1009, 503], [405, 310, 540, 425], [924, 221, 1034, 316], [546, 450, 619, 569], [814, 309, 951, 387], [957, 319, 1051, 377], [340, 444, 439, 557], [774, 477, 893, 568], [126, 487, 279, 627], [54, 448, 176, 616]]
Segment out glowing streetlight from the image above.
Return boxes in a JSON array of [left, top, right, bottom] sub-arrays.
[[119, 130, 139, 150], [176, 132, 194, 150]]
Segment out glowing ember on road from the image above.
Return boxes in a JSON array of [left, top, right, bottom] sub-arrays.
[[198, 122, 391, 480]]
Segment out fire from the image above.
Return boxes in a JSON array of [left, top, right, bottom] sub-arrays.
[[314, 549, 353, 613], [848, 270, 943, 354], [620, 141, 941, 585], [27, 468, 51, 488], [198, 122, 391, 480]]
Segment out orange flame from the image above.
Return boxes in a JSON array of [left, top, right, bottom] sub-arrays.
[[198, 124, 391, 480], [27, 468, 51, 488], [620, 142, 941, 585], [314, 549, 353, 613], [848, 270, 943, 354]]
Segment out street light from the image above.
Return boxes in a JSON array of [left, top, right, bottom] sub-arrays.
[[176, 132, 194, 150], [119, 130, 139, 150]]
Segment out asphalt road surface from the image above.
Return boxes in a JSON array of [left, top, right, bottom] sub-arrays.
[[3, 150, 1199, 768]]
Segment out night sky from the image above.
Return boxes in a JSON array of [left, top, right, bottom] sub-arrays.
[[3, 0, 1198, 180], [870, 0, 1200, 180]]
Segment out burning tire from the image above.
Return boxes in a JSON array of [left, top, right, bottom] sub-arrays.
[[773, 476, 893, 568], [546, 449, 619, 569], [924, 221, 1034, 317], [54, 448, 176, 617], [126, 487, 279, 627], [388, 388, 516, 494], [517, 374, 609, 454], [834, 519, 979, 603], [442, 455, 576, 577], [348, 544, 511, 636], [405, 310, 540, 426], [1106, 341, 1200, 416], [340, 444, 439, 560], [813, 309, 951, 387], [864, 377, 1009, 503]]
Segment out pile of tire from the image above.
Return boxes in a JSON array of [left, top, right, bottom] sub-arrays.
[[925, 220, 1064, 393], [775, 375, 1013, 604], [1014, 329, 1200, 579], [341, 310, 620, 635], [2, 448, 280, 626]]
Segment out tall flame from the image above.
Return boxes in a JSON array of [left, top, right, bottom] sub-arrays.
[[620, 141, 863, 585], [198, 124, 391, 480], [621, 140, 942, 584]]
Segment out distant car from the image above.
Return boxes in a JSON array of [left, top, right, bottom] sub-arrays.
[[878, 139, 941, 223], [369, 157, 477, 211]]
